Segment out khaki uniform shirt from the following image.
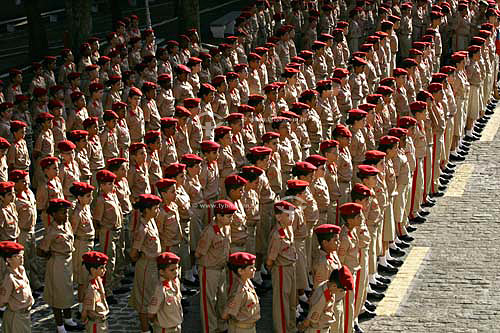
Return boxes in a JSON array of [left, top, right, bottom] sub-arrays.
[[59, 160, 81, 200], [338, 225, 360, 273], [66, 107, 89, 131], [132, 217, 161, 259], [157, 88, 175, 117], [93, 191, 123, 230], [0, 266, 34, 311], [200, 160, 219, 201], [148, 278, 183, 329], [147, 150, 162, 190], [127, 106, 145, 143], [83, 277, 109, 321], [313, 250, 342, 288], [71, 203, 94, 239], [267, 226, 297, 266], [100, 127, 120, 162], [142, 98, 161, 132], [15, 189, 36, 232], [87, 135, 105, 172], [157, 202, 182, 249], [223, 278, 260, 325], [196, 223, 231, 269], [7, 139, 30, 171], [306, 282, 336, 329]]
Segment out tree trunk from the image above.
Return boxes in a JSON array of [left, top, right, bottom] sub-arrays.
[[25, 0, 49, 59], [178, 0, 200, 35], [65, 0, 92, 57]]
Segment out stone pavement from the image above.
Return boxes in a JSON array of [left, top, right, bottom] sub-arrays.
[[25, 105, 500, 332]]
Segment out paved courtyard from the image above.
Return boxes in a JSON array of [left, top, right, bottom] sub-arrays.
[[23, 107, 500, 332]]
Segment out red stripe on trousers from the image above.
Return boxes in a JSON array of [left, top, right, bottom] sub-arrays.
[[409, 160, 419, 219], [279, 266, 286, 333], [162, 328, 166, 333], [354, 269, 361, 311], [344, 290, 350, 333], [102, 230, 110, 286], [202, 267, 209, 333], [48, 215, 51, 227], [422, 156, 428, 203], [93, 323, 96, 333], [132, 210, 138, 234], [398, 222, 403, 237], [431, 134, 437, 193], [228, 270, 233, 295]]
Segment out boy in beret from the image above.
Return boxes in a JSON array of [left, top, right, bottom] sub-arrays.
[[174, 106, 193, 158], [225, 175, 248, 253], [266, 200, 298, 333], [148, 252, 183, 332], [36, 156, 64, 228], [93, 170, 124, 304], [100, 110, 120, 162], [145, 131, 163, 190], [221, 252, 260, 332], [128, 142, 151, 201], [155, 178, 183, 255], [87, 83, 104, 127], [262, 130, 283, 195], [160, 117, 179, 168], [0, 241, 34, 332], [321, 140, 342, 225], [69, 182, 96, 309], [33, 112, 55, 187], [333, 125, 353, 204], [38, 198, 83, 332], [199, 140, 221, 224], [67, 91, 89, 131], [195, 200, 235, 333], [81, 251, 110, 332], [127, 87, 145, 143], [7, 121, 29, 173], [84, 117, 105, 186], [69, 130, 91, 182], [312, 223, 344, 332], [142, 82, 161, 132], [300, 266, 355, 333], [239, 166, 262, 258], [58, 140, 81, 202]]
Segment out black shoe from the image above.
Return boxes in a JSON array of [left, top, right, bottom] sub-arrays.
[[183, 277, 199, 287], [459, 145, 470, 153], [358, 310, 376, 321], [367, 290, 385, 301], [440, 178, 450, 185], [378, 264, 398, 275], [106, 295, 118, 305], [441, 167, 455, 174], [450, 152, 466, 162], [406, 225, 417, 233], [439, 184, 447, 190], [182, 288, 199, 297], [411, 215, 427, 224], [485, 108, 495, 115], [457, 150, 468, 157], [261, 270, 272, 280], [419, 210, 430, 217], [474, 126, 484, 133], [395, 241, 410, 249], [125, 270, 134, 278], [421, 201, 435, 208], [431, 191, 445, 198], [365, 301, 377, 312], [388, 258, 404, 267], [460, 141, 471, 147], [299, 299, 309, 310], [181, 298, 190, 307], [477, 117, 488, 124], [64, 322, 85, 331], [376, 276, 391, 284], [472, 131, 482, 138], [440, 173, 453, 180], [389, 247, 406, 257], [113, 286, 131, 294], [427, 197, 436, 204], [370, 282, 388, 292], [400, 234, 415, 242], [463, 134, 478, 142]]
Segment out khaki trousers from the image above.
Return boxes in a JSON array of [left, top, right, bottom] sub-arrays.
[[200, 266, 227, 333], [272, 264, 297, 333]]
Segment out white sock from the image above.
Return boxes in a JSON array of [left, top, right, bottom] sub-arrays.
[[304, 285, 312, 292], [297, 304, 304, 313], [64, 318, 77, 326], [369, 274, 378, 284], [253, 271, 263, 284], [466, 130, 472, 136], [367, 284, 373, 293], [56, 326, 67, 333], [379, 256, 388, 266], [78, 303, 83, 313], [389, 242, 398, 250], [193, 265, 198, 276], [394, 237, 402, 244], [261, 264, 268, 275], [299, 294, 308, 302], [184, 269, 195, 282]]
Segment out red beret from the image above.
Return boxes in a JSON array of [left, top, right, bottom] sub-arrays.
[[37, 112, 55, 123], [214, 126, 232, 138], [40, 156, 59, 169], [316, 79, 333, 88], [224, 174, 248, 187], [102, 110, 119, 122], [69, 130, 88, 141], [280, 110, 300, 119], [393, 68, 408, 76], [358, 103, 376, 112], [187, 57, 202, 67], [157, 252, 180, 265], [129, 142, 147, 153], [233, 63, 248, 72], [106, 157, 127, 168], [89, 82, 104, 93], [212, 75, 226, 86], [333, 68, 350, 78], [0, 181, 14, 194], [388, 127, 408, 138], [47, 100, 63, 110], [157, 74, 172, 82], [248, 52, 262, 61], [161, 117, 178, 127], [379, 135, 400, 145], [376, 85, 394, 95], [366, 36, 380, 44], [320, 140, 339, 152], [409, 49, 424, 56], [155, 178, 177, 190], [175, 64, 191, 74], [137, 194, 162, 208], [352, 183, 372, 196], [274, 200, 297, 212], [175, 106, 191, 118], [33, 87, 47, 97], [0, 241, 24, 257], [228, 252, 256, 265], [366, 94, 383, 104], [200, 83, 216, 93], [68, 72, 81, 81], [144, 130, 161, 143], [262, 131, 280, 143], [58, 140, 76, 152], [10, 120, 27, 132], [365, 150, 386, 160], [226, 113, 244, 123], [96, 170, 117, 182], [240, 165, 264, 178], [181, 153, 203, 164], [248, 94, 265, 102], [249, 146, 272, 156], [401, 2, 413, 9], [9, 169, 28, 182], [200, 140, 221, 152], [163, 163, 186, 177], [112, 101, 127, 111], [214, 199, 237, 215], [410, 101, 428, 112], [85, 64, 99, 71], [294, 161, 317, 172], [183, 98, 201, 109], [314, 224, 341, 235], [337, 21, 349, 28], [70, 182, 95, 195], [348, 109, 368, 118], [237, 104, 255, 114], [339, 265, 355, 290], [142, 81, 157, 90], [129, 87, 143, 97], [352, 56, 368, 66], [47, 198, 72, 212], [358, 164, 380, 176], [14, 95, 29, 103], [440, 66, 457, 74], [167, 40, 179, 46], [333, 124, 352, 138], [339, 202, 363, 216], [83, 117, 98, 129], [428, 82, 443, 93], [226, 72, 240, 81], [300, 89, 319, 99], [398, 116, 418, 128], [305, 154, 328, 167]]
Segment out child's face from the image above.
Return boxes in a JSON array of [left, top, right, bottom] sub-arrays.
[[217, 213, 233, 226], [91, 265, 107, 278], [100, 181, 114, 194], [7, 251, 23, 269], [80, 192, 93, 206], [239, 264, 256, 280], [45, 163, 59, 179], [160, 263, 179, 281]]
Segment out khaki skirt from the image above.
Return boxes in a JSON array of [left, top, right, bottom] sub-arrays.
[[129, 256, 159, 313], [44, 254, 74, 308]]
